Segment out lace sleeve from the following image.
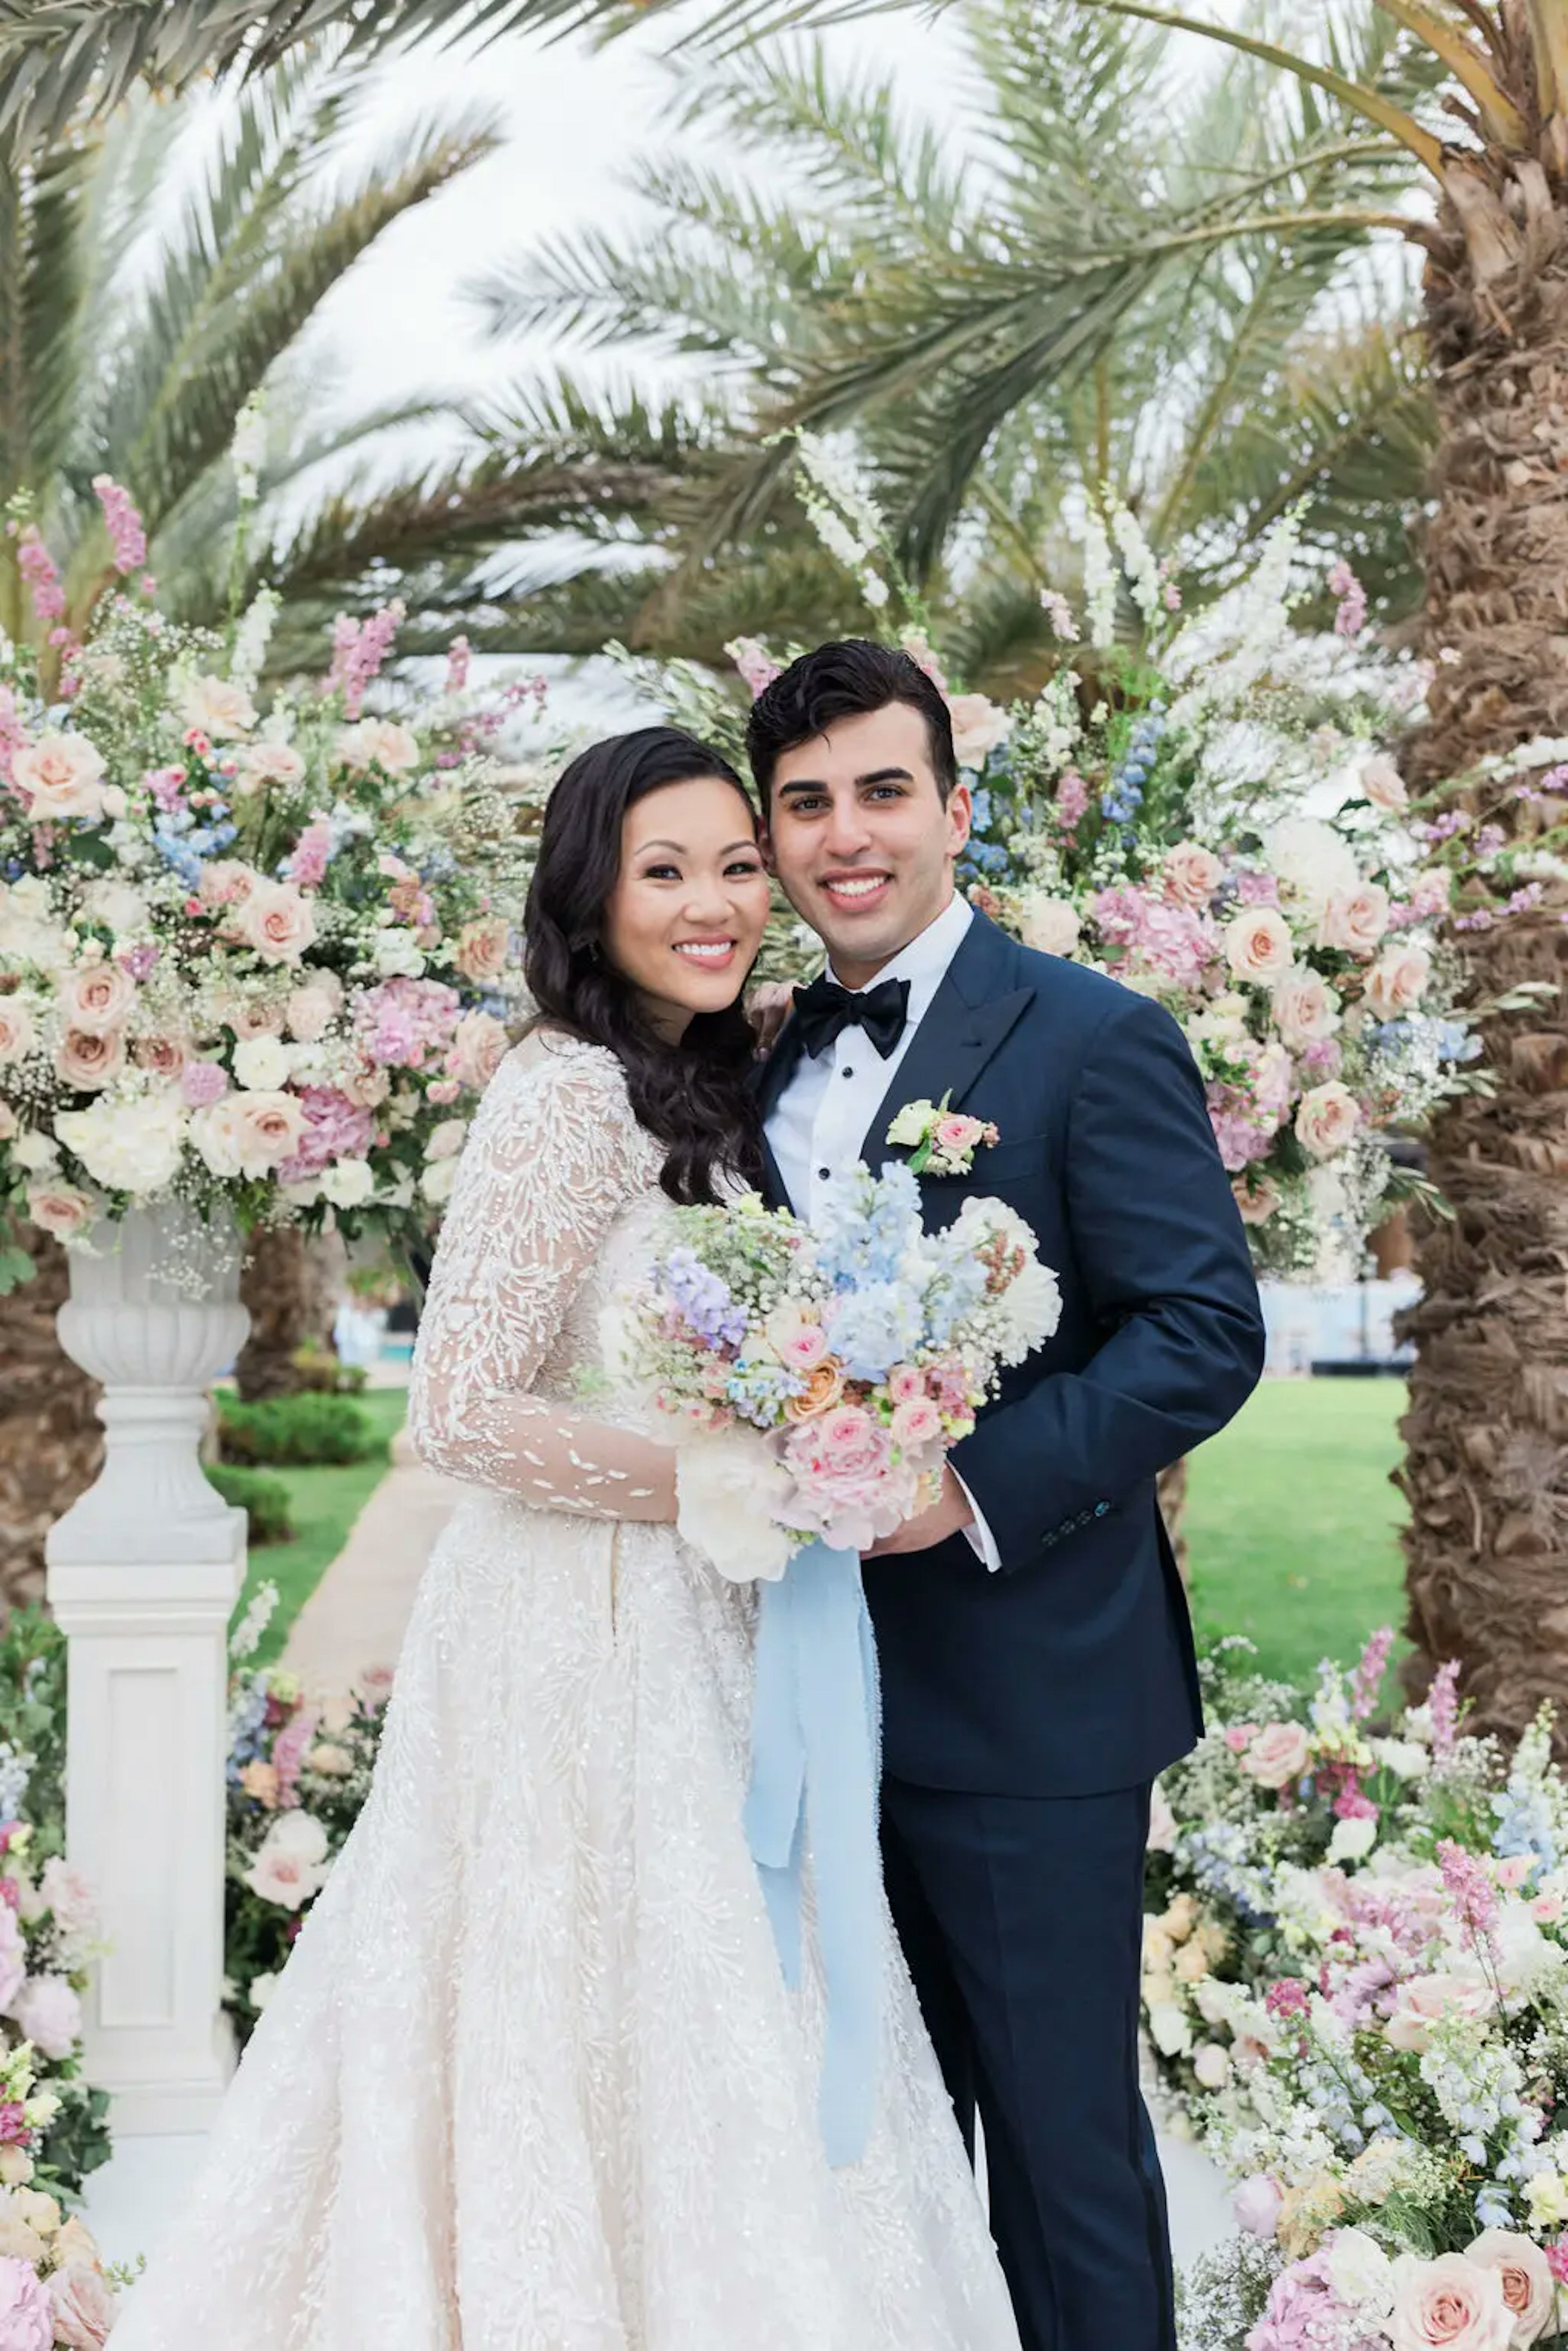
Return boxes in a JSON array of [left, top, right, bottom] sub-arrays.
[[405, 1040, 676, 1520]]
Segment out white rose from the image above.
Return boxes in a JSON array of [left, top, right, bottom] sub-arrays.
[[1145, 2000, 1193, 2058], [232, 1033, 291, 1091], [11, 732, 107, 822], [1360, 755, 1410, 814], [945, 694, 1011, 771], [1192, 2042, 1231, 2090], [178, 674, 257, 739], [53, 1091, 187, 1197], [318, 1158, 374, 1209], [1018, 894, 1082, 958], [372, 926, 426, 978], [1320, 882, 1391, 957], [10, 1131, 57, 1172], [420, 1156, 458, 1207], [1224, 906, 1294, 985], [1327, 2228, 1398, 2320], [337, 718, 420, 777], [1328, 1814, 1379, 1866], [675, 1432, 795, 1583], [81, 879, 149, 936], [1266, 817, 1361, 918]]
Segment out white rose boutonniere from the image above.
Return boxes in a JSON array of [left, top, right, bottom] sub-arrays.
[[886, 1091, 1000, 1178]]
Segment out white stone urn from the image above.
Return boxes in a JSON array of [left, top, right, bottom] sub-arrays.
[[45, 1204, 250, 2134]]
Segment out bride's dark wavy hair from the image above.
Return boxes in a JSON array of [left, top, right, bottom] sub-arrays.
[[523, 727, 766, 1206]]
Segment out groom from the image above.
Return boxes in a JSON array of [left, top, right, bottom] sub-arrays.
[[749, 642, 1265, 2351]]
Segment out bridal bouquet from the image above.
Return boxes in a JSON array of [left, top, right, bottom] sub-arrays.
[[1147, 1634, 1568, 2349], [609, 1165, 1061, 1579], [0, 476, 540, 1269]]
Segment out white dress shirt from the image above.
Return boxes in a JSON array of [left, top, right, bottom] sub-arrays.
[[764, 893, 1000, 1568]]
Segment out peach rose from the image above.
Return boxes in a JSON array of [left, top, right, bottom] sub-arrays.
[[1163, 842, 1225, 910], [26, 1183, 96, 1242], [1239, 1721, 1310, 1789], [285, 987, 335, 1045], [61, 962, 135, 1036], [1364, 943, 1433, 1022], [54, 1028, 125, 1091], [133, 1033, 188, 1079], [1384, 1972, 1496, 2054], [179, 674, 256, 739], [1018, 894, 1082, 957], [1295, 1080, 1362, 1160], [11, 732, 107, 821], [339, 1059, 390, 1111], [446, 1010, 508, 1091], [1320, 881, 1390, 956], [238, 879, 317, 967], [337, 718, 420, 777], [1360, 754, 1410, 814], [48, 2264, 117, 2349], [198, 860, 263, 917], [454, 916, 512, 986], [225, 994, 286, 1041], [190, 1092, 307, 1178], [1272, 967, 1341, 1051], [784, 1363, 845, 1421], [1232, 1176, 1282, 1226], [1465, 2231, 1555, 2347], [239, 1760, 279, 1809], [1390, 2252, 1512, 2351], [1223, 906, 1294, 986], [0, 1001, 36, 1066], [231, 741, 306, 793], [945, 694, 1011, 770]]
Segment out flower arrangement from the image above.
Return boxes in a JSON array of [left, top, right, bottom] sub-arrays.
[[1147, 1633, 1568, 2348], [622, 442, 1510, 1278], [223, 1586, 389, 2038], [610, 1166, 1060, 1580], [0, 2131, 129, 2346], [0, 475, 545, 1283]]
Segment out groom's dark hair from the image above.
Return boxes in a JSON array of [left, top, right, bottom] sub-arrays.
[[746, 639, 958, 807]]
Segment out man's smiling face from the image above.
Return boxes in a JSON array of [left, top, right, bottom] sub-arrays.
[[763, 702, 972, 989]]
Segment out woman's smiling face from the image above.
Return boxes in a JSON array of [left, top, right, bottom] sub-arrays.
[[602, 773, 771, 1039]]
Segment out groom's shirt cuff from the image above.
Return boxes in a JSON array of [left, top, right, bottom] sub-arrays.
[[956, 1473, 1001, 1571]]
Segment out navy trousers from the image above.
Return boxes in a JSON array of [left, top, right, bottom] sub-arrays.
[[880, 1778, 1177, 2351]]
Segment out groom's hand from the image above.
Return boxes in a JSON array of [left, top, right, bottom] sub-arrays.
[[864, 1465, 975, 1557]]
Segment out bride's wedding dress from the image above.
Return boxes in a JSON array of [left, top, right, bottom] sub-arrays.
[[112, 1035, 1021, 2351]]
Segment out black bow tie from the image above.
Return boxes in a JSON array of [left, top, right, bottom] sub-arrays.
[[791, 972, 911, 1062]]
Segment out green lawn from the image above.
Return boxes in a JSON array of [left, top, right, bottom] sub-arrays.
[[228, 1387, 408, 1671], [1186, 1378, 1408, 1686]]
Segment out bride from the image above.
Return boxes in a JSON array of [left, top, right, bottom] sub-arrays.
[[113, 726, 1022, 2351]]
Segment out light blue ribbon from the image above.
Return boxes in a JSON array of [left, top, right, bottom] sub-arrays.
[[743, 1538, 882, 2168]]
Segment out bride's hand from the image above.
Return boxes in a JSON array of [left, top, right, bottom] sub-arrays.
[[745, 980, 796, 1055]]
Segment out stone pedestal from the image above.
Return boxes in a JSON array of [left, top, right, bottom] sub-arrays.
[[45, 1207, 249, 2135]]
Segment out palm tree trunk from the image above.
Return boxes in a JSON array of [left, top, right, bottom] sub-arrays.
[[0, 1229, 102, 1613], [234, 1227, 347, 1401], [1398, 161, 1568, 1738]]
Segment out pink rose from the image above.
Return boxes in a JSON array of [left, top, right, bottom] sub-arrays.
[[38, 1859, 94, 1939], [1223, 906, 1294, 985], [1240, 1722, 1310, 1790], [1390, 2252, 1512, 2351], [1295, 1081, 1361, 1161], [1384, 1972, 1496, 2054], [818, 1405, 880, 1471], [61, 963, 135, 1035], [1232, 1176, 1282, 1226], [133, 1033, 187, 1079], [445, 1010, 508, 1091], [935, 1113, 986, 1154], [0, 2255, 54, 2351], [7, 1974, 81, 2060], [1320, 882, 1390, 956], [890, 1397, 944, 1452], [238, 880, 316, 967], [1530, 1892, 1563, 1926], [196, 859, 259, 911], [1361, 755, 1410, 813], [780, 1325, 830, 1374], [1163, 842, 1225, 910], [26, 1184, 95, 1244], [54, 1028, 124, 1091], [0, 1002, 35, 1067], [886, 1365, 925, 1406], [190, 1093, 307, 1179], [1272, 968, 1341, 1051], [1364, 943, 1432, 1021], [179, 1058, 228, 1109], [454, 916, 512, 986], [1465, 2231, 1555, 2347], [232, 741, 307, 794], [48, 2264, 117, 2349], [223, 995, 286, 1041], [242, 1812, 329, 1909], [945, 694, 1011, 770], [11, 733, 106, 822]]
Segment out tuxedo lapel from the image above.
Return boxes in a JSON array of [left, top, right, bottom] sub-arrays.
[[860, 911, 1035, 1166]]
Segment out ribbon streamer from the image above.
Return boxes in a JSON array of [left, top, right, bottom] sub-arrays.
[[743, 1539, 882, 2168]]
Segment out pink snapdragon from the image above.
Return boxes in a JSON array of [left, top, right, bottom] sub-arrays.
[[91, 473, 148, 575], [1438, 1837, 1499, 1937], [1428, 1659, 1461, 1762], [1328, 558, 1368, 641], [326, 599, 406, 720], [285, 821, 333, 891], [1350, 1626, 1395, 1723], [270, 1708, 321, 1809], [445, 634, 472, 694], [1053, 770, 1089, 830], [0, 686, 24, 787], [10, 522, 65, 623]]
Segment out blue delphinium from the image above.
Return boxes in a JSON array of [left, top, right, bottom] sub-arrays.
[[662, 1249, 747, 1350], [813, 1164, 923, 1293]]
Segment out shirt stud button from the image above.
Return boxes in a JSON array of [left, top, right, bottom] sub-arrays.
[[818, 1167, 831, 1182], [842, 1066, 855, 1079]]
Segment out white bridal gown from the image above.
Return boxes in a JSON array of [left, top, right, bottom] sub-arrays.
[[114, 1035, 1021, 2351]]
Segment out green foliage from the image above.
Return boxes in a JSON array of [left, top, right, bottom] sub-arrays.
[[206, 1464, 298, 1548], [0, 1608, 67, 1852], [217, 1391, 383, 1470]]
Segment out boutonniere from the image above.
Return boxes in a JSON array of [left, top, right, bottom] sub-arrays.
[[886, 1092, 1000, 1178]]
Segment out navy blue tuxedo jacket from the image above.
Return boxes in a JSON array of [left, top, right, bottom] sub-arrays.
[[755, 910, 1266, 1799]]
